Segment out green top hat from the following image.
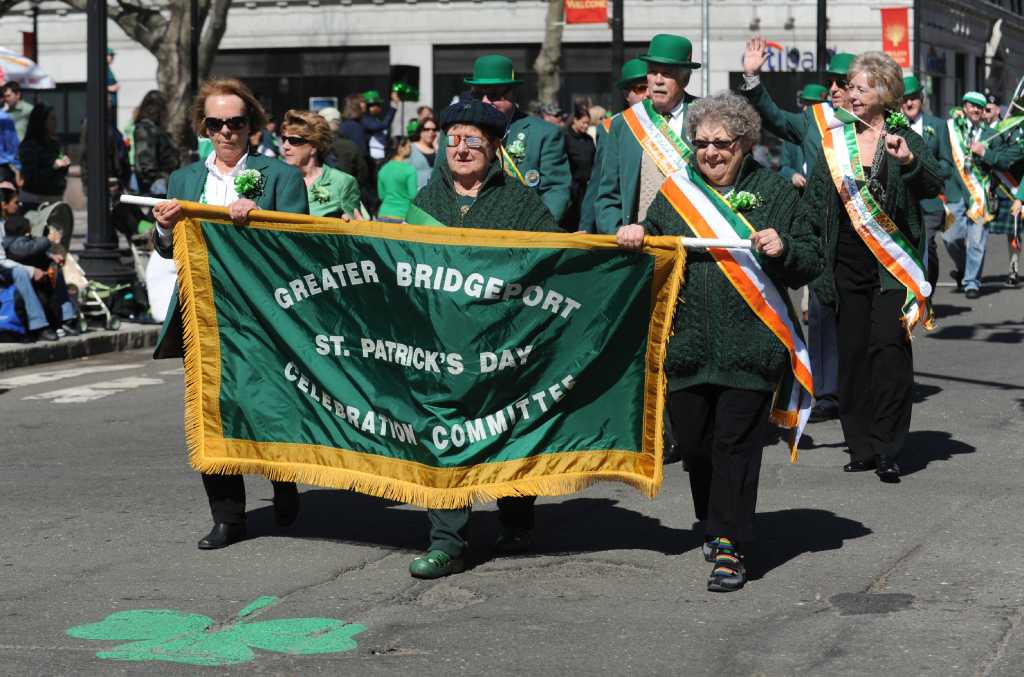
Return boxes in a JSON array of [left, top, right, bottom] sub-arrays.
[[464, 55, 522, 87], [616, 58, 649, 90], [639, 34, 701, 70], [363, 90, 383, 105], [799, 84, 829, 103], [826, 52, 855, 76], [902, 75, 922, 97], [962, 91, 987, 108]]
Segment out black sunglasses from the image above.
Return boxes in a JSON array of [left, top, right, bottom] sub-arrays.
[[693, 137, 737, 150], [828, 77, 847, 89], [204, 116, 248, 133], [282, 135, 309, 146]]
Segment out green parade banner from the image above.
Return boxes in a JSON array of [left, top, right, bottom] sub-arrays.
[[171, 202, 684, 508]]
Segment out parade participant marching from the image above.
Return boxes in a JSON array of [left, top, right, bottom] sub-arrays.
[[405, 98, 559, 579], [579, 58, 649, 232], [434, 55, 571, 223], [778, 85, 829, 190], [151, 78, 309, 550], [942, 91, 994, 299], [901, 75, 954, 327], [740, 38, 856, 424], [617, 92, 821, 592], [594, 34, 701, 234], [279, 109, 361, 218], [801, 52, 943, 482]]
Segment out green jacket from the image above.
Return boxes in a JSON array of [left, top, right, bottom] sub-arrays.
[[914, 113, 955, 213], [153, 154, 309, 359], [643, 157, 822, 393], [778, 141, 806, 185], [594, 93, 699, 234], [579, 116, 613, 232], [308, 164, 361, 218], [411, 158, 558, 232], [740, 84, 823, 179], [435, 108, 571, 223], [802, 127, 943, 308], [376, 159, 419, 220]]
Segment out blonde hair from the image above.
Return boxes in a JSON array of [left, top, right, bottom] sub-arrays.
[[281, 109, 334, 161], [848, 51, 905, 111], [190, 78, 267, 137]]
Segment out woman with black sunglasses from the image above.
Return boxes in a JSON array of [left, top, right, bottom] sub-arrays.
[[280, 109, 361, 218], [150, 77, 309, 552]]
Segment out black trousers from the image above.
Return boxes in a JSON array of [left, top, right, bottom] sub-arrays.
[[201, 473, 296, 525], [670, 384, 771, 546], [836, 287, 914, 463], [427, 497, 536, 557]]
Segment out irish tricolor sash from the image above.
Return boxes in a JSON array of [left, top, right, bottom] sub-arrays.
[[822, 123, 933, 335], [810, 102, 843, 139], [622, 99, 692, 177], [659, 167, 814, 462], [947, 119, 992, 224]]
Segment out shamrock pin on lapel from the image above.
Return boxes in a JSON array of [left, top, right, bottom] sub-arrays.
[[66, 596, 364, 666]]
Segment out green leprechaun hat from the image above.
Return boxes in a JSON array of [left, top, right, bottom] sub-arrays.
[[616, 58, 649, 90], [363, 90, 383, 105], [639, 34, 702, 70], [826, 52, 855, 76], [799, 84, 829, 103], [903, 75, 923, 97], [962, 91, 987, 108], [464, 55, 522, 87]]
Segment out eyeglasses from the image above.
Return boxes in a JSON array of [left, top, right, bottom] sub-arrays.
[[630, 83, 649, 94], [448, 134, 484, 149], [693, 137, 737, 150], [204, 116, 248, 133], [282, 135, 309, 146], [472, 87, 512, 102], [828, 78, 847, 90]]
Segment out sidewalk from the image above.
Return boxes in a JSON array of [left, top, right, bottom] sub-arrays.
[[0, 322, 160, 371]]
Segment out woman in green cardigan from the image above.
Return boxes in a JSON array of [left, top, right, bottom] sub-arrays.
[[618, 92, 822, 592], [376, 136, 418, 222], [280, 109, 361, 218], [801, 52, 943, 483], [405, 98, 558, 580]]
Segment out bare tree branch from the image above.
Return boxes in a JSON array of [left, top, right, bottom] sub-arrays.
[[198, 0, 231, 78]]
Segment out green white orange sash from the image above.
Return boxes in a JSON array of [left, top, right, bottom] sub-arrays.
[[659, 167, 814, 462], [822, 123, 933, 335], [947, 119, 992, 224], [809, 102, 843, 139], [622, 99, 692, 177]]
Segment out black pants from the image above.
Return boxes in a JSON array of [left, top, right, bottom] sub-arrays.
[[836, 287, 913, 463], [201, 473, 296, 525], [922, 209, 943, 301], [427, 497, 536, 557], [670, 384, 771, 546]]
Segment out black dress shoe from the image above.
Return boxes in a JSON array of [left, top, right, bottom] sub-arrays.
[[965, 288, 980, 299], [273, 489, 300, 527], [843, 459, 877, 472], [197, 522, 247, 550], [876, 460, 901, 483], [808, 401, 839, 423]]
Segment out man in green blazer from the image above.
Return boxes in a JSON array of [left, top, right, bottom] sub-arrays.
[[433, 55, 571, 223], [594, 34, 701, 234], [152, 79, 308, 551], [778, 84, 828, 190], [579, 58, 649, 232]]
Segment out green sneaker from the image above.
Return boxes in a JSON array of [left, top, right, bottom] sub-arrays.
[[409, 549, 465, 579]]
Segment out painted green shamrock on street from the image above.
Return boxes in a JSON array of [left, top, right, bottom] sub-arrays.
[[66, 596, 365, 666]]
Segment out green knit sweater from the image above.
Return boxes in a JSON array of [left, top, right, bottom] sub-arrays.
[[643, 157, 822, 393], [802, 126, 944, 307], [410, 159, 559, 231]]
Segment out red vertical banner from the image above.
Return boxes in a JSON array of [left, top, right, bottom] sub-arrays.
[[565, 0, 608, 25], [881, 8, 911, 68]]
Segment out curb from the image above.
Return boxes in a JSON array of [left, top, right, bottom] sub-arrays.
[[0, 324, 161, 372]]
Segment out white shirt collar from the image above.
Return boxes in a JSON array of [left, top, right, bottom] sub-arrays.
[[205, 152, 249, 179], [666, 97, 687, 120]]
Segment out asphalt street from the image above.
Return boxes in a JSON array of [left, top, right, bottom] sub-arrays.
[[1, 248, 1022, 675]]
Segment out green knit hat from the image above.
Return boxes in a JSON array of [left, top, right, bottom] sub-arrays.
[[639, 34, 701, 70], [363, 90, 383, 105], [464, 55, 522, 87], [616, 58, 649, 90], [903, 75, 923, 97], [826, 52, 855, 76], [962, 91, 987, 108], [799, 84, 829, 103]]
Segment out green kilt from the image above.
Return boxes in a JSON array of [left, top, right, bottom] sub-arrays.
[[989, 195, 1017, 236]]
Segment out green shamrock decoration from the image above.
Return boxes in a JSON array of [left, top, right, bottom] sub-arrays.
[[310, 184, 331, 204], [885, 110, 910, 130], [66, 596, 365, 667], [505, 133, 527, 161], [725, 190, 764, 212], [234, 168, 266, 200]]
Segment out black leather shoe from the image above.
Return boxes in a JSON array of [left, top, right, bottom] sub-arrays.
[[808, 401, 839, 423], [876, 460, 901, 483], [197, 522, 247, 549], [843, 459, 877, 472], [273, 489, 300, 527], [965, 288, 980, 299]]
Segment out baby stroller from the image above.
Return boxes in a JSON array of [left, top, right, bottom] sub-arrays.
[[62, 253, 124, 331]]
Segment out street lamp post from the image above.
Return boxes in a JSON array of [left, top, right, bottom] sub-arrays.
[[702, 0, 710, 96], [610, 0, 624, 101]]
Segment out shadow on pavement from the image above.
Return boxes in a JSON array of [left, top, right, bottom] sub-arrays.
[[931, 303, 971, 321], [913, 382, 942, 403], [926, 319, 1024, 343], [749, 509, 872, 581], [898, 430, 976, 476]]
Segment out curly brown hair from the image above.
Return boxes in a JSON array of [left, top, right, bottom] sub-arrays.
[[281, 109, 334, 162], [190, 78, 267, 138]]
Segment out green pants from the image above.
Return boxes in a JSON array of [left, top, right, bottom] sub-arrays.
[[428, 497, 536, 556]]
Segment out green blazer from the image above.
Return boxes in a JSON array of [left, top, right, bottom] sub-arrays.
[[778, 141, 806, 184], [578, 116, 613, 232], [153, 154, 308, 359], [916, 113, 955, 213], [594, 93, 698, 233], [435, 108, 572, 222], [740, 84, 823, 180], [309, 165, 360, 218]]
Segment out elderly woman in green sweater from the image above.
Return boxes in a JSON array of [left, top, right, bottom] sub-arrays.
[[405, 97, 558, 579], [801, 52, 942, 484], [618, 91, 822, 592]]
